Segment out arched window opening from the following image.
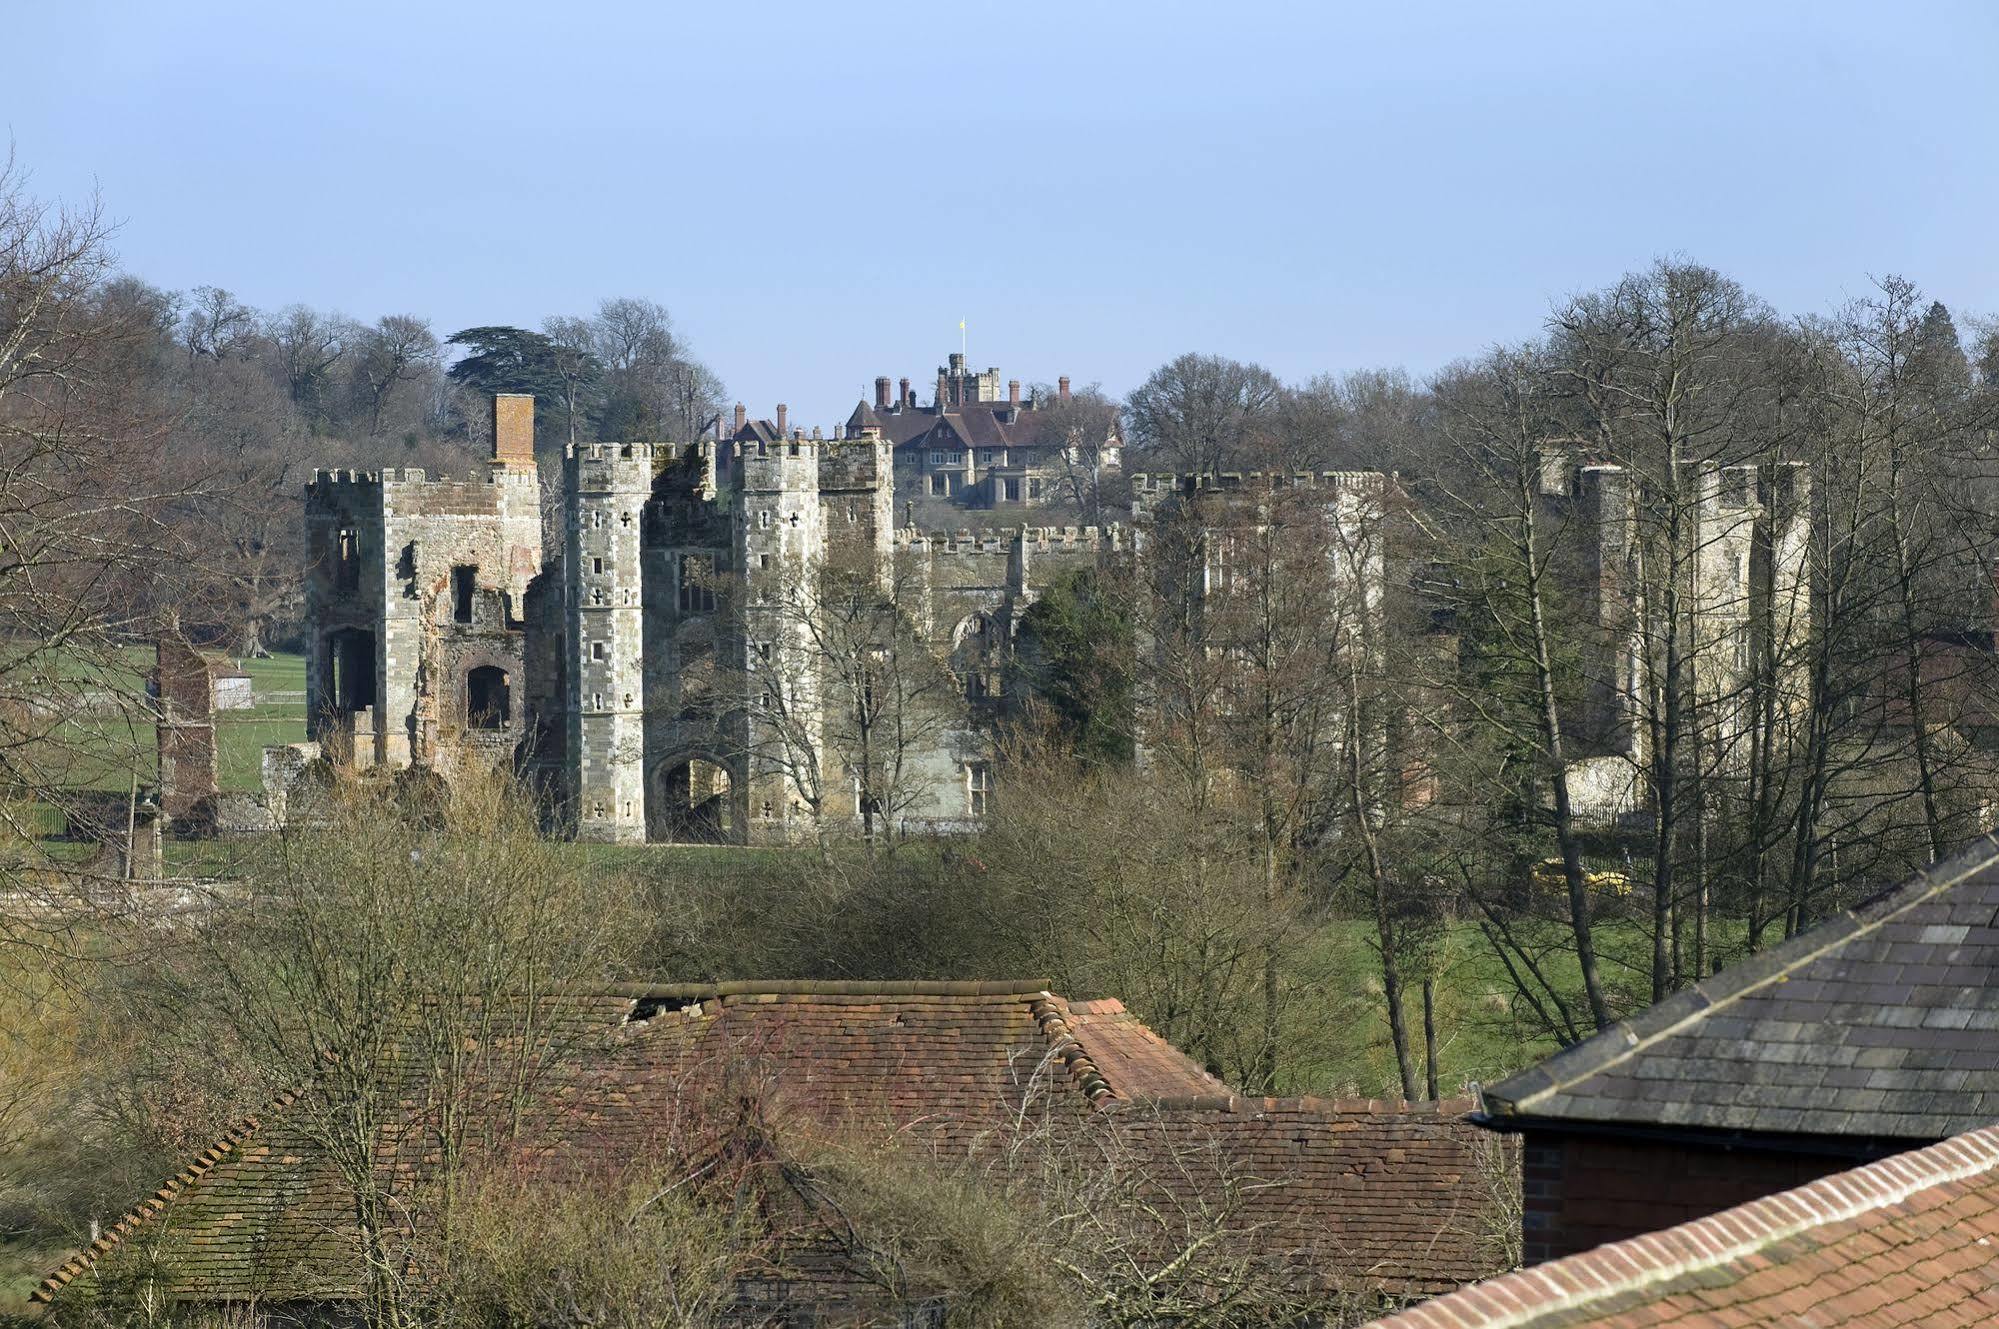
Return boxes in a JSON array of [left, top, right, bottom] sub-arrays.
[[467, 666, 511, 729], [327, 628, 376, 712]]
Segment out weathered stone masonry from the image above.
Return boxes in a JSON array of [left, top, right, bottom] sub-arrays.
[[290, 390, 1392, 845]]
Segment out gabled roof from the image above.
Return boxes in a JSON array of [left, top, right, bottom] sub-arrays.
[[38, 983, 1511, 1313], [34, 982, 1219, 1304], [1365, 1122, 1999, 1329], [1484, 835, 1999, 1144], [727, 418, 783, 446]]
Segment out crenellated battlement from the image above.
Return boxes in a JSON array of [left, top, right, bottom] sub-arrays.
[[894, 524, 1125, 555], [1130, 470, 1388, 493], [566, 441, 661, 464], [306, 467, 539, 524]]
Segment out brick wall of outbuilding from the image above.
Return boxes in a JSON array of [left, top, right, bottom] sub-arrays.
[[1522, 1130, 1865, 1264]]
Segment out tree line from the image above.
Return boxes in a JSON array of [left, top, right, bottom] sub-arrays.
[[11, 153, 1999, 1126]]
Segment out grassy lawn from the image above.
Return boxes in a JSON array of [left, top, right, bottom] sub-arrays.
[[42, 650, 308, 795], [1277, 909, 1754, 1098]]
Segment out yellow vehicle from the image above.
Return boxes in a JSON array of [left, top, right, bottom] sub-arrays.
[[1531, 858, 1634, 899]]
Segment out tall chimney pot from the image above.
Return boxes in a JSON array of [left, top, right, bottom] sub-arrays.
[[936, 371, 949, 408], [900, 377, 912, 408], [733, 402, 746, 431], [491, 393, 535, 469], [776, 403, 789, 435], [1058, 376, 1071, 402], [875, 375, 892, 409], [1008, 379, 1021, 407]]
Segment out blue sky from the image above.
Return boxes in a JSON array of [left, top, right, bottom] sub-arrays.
[[9, 1, 1998, 426]]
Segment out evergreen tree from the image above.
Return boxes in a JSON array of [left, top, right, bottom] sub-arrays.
[[445, 325, 570, 398], [1909, 300, 1971, 398]]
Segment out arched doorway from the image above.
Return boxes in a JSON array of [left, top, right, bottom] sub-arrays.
[[466, 665, 511, 729], [648, 755, 736, 844]]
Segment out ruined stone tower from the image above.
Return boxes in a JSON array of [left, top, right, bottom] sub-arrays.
[[301, 395, 542, 778], [564, 441, 650, 843]]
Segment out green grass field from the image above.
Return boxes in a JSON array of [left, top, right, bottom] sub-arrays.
[[44, 650, 308, 795]]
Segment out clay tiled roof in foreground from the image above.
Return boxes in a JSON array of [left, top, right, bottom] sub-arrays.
[[1120, 1096, 1515, 1297], [1485, 834, 1999, 1142], [38, 983, 1511, 1315], [1363, 1123, 1999, 1329]]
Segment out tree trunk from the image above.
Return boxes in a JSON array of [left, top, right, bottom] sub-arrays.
[[1519, 485, 1613, 1031], [1422, 975, 1439, 1102]]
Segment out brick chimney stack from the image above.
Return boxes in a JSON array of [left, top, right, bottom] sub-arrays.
[[776, 403, 789, 435], [1058, 376, 1071, 403], [875, 375, 891, 409], [492, 393, 535, 469], [936, 371, 949, 408], [899, 377, 912, 408], [1008, 379, 1021, 407], [733, 402, 746, 432]]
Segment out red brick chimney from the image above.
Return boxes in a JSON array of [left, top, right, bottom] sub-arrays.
[[733, 402, 746, 432], [899, 377, 912, 408], [776, 403, 789, 435], [875, 376, 891, 409], [1058, 376, 1071, 402], [936, 371, 949, 409], [1008, 379, 1020, 407], [492, 393, 534, 469]]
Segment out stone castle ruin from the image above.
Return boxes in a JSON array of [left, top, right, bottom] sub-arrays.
[[1537, 448, 1814, 824], [280, 354, 1818, 847], [288, 354, 1388, 844]]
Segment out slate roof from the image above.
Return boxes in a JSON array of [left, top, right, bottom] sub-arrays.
[[39, 983, 1509, 1314], [1483, 834, 1999, 1144], [1364, 1123, 1999, 1329], [844, 399, 1050, 453]]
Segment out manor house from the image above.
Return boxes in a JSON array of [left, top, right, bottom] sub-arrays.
[[292, 380, 1388, 844]]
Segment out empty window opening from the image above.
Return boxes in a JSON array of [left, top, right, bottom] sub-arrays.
[[679, 554, 717, 614], [452, 566, 476, 624], [592, 556, 604, 575], [335, 526, 362, 592], [467, 666, 510, 729], [327, 628, 377, 713], [592, 641, 607, 662]]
